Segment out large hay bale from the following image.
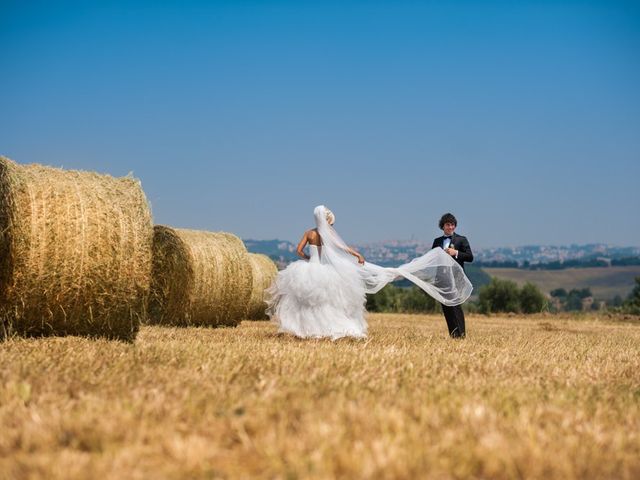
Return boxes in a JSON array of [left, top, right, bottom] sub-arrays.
[[148, 226, 252, 327], [246, 253, 278, 320], [0, 156, 153, 341]]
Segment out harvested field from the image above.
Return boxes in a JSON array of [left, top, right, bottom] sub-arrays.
[[1, 313, 638, 479]]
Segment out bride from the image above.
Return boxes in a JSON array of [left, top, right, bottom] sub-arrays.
[[266, 205, 472, 339]]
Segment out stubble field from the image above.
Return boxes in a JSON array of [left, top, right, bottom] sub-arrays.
[[1, 313, 639, 479]]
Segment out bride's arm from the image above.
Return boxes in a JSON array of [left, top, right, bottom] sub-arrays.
[[296, 232, 311, 260], [346, 246, 365, 265]]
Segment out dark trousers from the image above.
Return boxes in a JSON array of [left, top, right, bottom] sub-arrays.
[[441, 304, 466, 338]]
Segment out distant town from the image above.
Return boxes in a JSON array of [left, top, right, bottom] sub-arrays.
[[243, 239, 640, 269]]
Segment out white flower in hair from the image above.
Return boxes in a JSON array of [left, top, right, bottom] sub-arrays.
[[325, 209, 335, 225]]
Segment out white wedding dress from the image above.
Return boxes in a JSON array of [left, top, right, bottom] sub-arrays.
[[267, 244, 368, 339], [266, 205, 473, 340]]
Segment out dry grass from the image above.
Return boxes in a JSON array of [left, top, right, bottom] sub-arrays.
[[0, 156, 152, 341], [1, 313, 639, 479], [148, 226, 252, 327]]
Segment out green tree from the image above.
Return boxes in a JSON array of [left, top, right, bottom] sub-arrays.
[[366, 285, 393, 312], [564, 293, 582, 311], [401, 287, 438, 313], [608, 295, 624, 308], [520, 282, 547, 313], [367, 284, 439, 313], [478, 278, 521, 314], [366, 284, 403, 313], [577, 288, 593, 298], [550, 288, 567, 298], [623, 277, 640, 314], [565, 288, 592, 311]]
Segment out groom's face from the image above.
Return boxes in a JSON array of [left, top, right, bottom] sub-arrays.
[[443, 222, 456, 236]]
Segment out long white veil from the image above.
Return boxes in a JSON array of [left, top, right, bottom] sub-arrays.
[[314, 205, 472, 306]]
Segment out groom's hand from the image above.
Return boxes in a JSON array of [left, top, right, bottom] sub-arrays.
[[446, 247, 458, 257]]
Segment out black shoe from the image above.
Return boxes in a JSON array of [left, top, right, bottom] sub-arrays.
[[450, 328, 465, 339]]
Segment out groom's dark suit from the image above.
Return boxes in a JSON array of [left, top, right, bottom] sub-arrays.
[[432, 233, 473, 337]]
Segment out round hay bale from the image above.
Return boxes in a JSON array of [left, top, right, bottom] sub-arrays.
[[0, 156, 153, 341], [246, 253, 278, 320], [148, 226, 252, 327]]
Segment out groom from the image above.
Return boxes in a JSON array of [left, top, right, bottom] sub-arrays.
[[432, 213, 473, 338]]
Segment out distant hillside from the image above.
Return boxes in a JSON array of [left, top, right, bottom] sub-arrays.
[[243, 239, 639, 300], [243, 239, 640, 268], [477, 244, 640, 266], [465, 265, 492, 294], [484, 266, 640, 300], [243, 239, 298, 267]]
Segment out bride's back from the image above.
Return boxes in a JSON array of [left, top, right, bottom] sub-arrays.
[[306, 228, 322, 246]]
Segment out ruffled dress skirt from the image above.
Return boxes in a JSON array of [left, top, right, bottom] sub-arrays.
[[266, 246, 367, 339]]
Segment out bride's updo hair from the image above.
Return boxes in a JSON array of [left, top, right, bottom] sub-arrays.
[[325, 209, 335, 225]]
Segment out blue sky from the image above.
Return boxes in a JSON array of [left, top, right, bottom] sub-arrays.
[[1, 0, 639, 248]]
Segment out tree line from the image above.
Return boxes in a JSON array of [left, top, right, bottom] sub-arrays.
[[366, 277, 640, 315]]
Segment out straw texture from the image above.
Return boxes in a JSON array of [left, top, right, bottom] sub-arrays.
[[0, 156, 153, 341], [148, 226, 252, 327], [246, 253, 278, 320]]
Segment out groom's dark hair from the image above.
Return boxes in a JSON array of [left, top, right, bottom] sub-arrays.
[[439, 213, 457, 229]]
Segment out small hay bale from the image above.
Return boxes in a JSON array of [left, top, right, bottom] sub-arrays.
[[0, 156, 153, 341], [246, 253, 278, 320], [148, 226, 252, 327]]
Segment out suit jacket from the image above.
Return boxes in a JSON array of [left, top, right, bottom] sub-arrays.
[[432, 233, 473, 271]]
